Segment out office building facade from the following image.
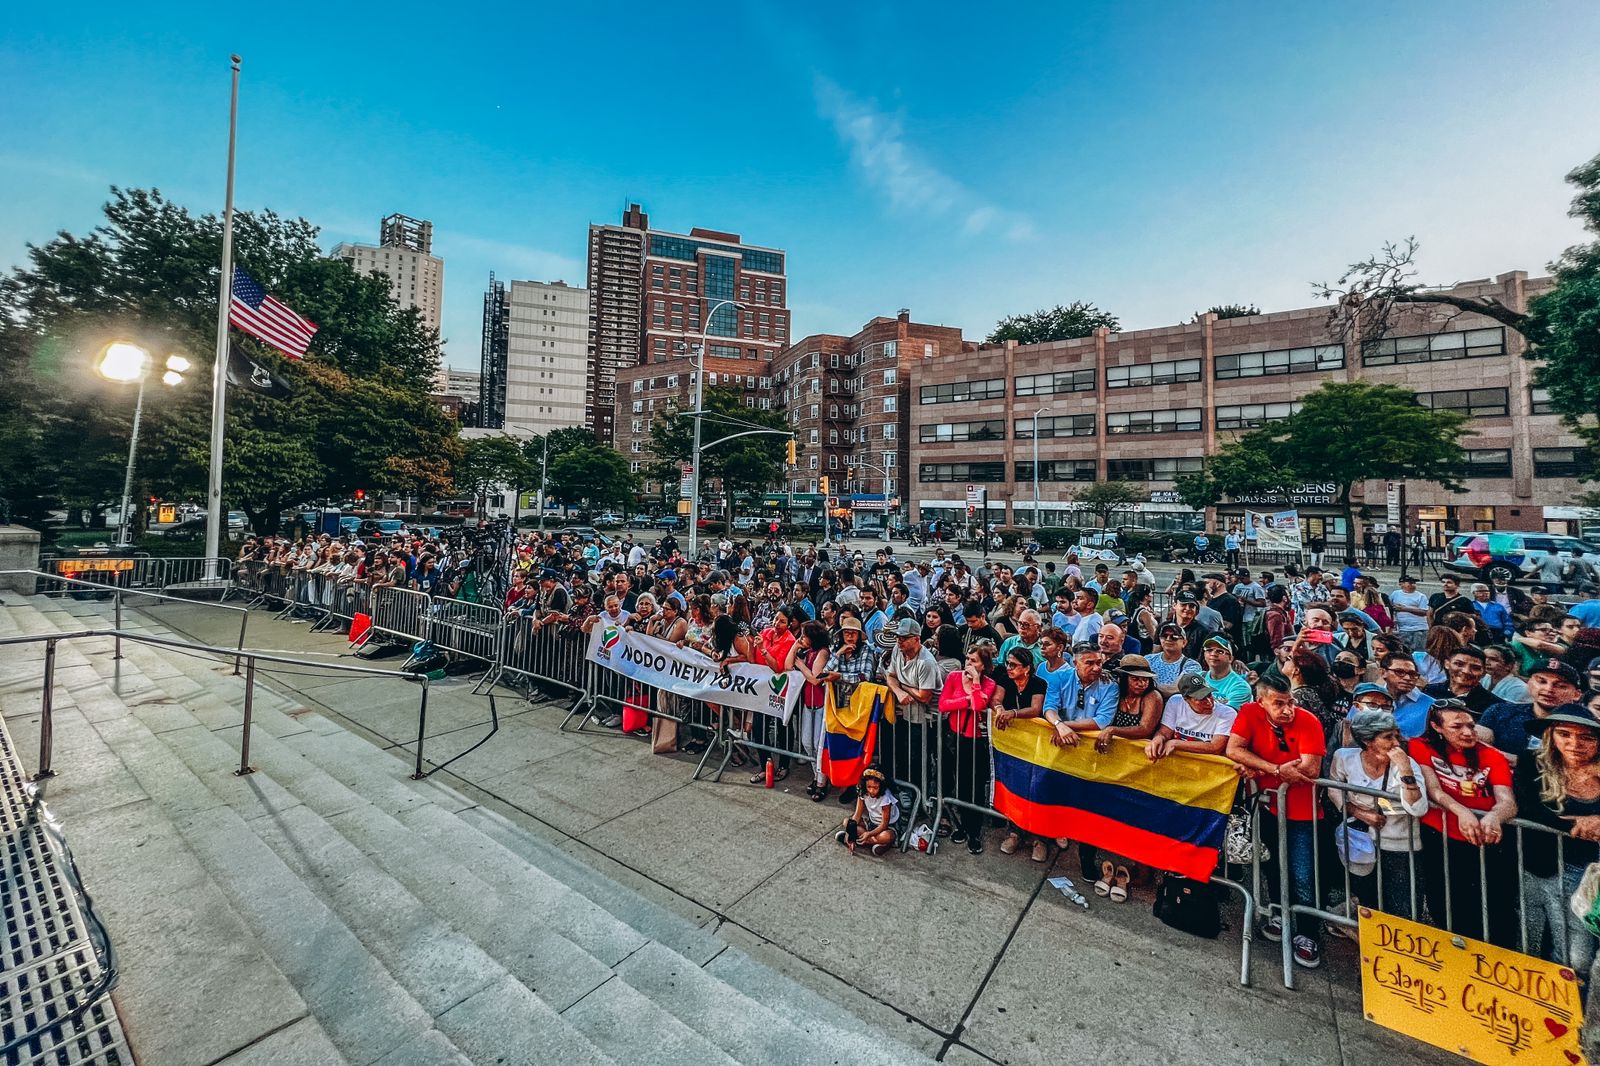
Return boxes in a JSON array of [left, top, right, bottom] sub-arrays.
[[478, 277, 589, 436], [331, 213, 445, 338], [908, 271, 1586, 545]]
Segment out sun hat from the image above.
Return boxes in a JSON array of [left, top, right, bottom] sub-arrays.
[[1117, 654, 1156, 679], [839, 615, 864, 633], [1526, 703, 1600, 736]]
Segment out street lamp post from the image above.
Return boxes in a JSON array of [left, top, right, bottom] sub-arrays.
[[1031, 403, 1055, 531], [500, 424, 552, 530], [848, 456, 894, 542], [687, 298, 743, 559], [97, 342, 189, 547]]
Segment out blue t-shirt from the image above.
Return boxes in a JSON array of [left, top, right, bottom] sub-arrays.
[[1036, 660, 1075, 709], [1571, 600, 1600, 628], [1479, 701, 1535, 756], [1340, 566, 1361, 591]]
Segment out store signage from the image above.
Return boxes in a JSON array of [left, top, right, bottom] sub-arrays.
[[1229, 482, 1337, 505]]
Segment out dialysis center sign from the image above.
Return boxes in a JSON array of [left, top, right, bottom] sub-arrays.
[[587, 624, 803, 723]]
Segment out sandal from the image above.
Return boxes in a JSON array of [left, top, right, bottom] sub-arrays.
[[1093, 859, 1114, 898], [749, 769, 767, 784], [1110, 865, 1131, 903], [773, 767, 789, 783]]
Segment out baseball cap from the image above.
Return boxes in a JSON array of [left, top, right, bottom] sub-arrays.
[[894, 617, 921, 638], [1351, 682, 1393, 702], [1176, 673, 1212, 699], [658, 568, 676, 581], [1159, 623, 1185, 639], [1174, 591, 1198, 604], [1202, 634, 1232, 652], [1530, 659, 1582, 687]]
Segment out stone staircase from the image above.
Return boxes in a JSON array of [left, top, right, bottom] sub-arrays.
[[0, 593, 935, 1065]]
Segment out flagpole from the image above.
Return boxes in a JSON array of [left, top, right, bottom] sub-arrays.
[[204, 54, 241, 579]]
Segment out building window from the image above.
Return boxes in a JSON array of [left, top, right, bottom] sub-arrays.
[[1362, 327, 1506, 366], [1416, 388, 1509, 418], [828, 454, 838, 469], [809, 429, 819, 444], [1014, 414, 1096, 439], [883, 452, 896, 469], [1014, 460, 1096, 482], [884, 341, 898, 359], [883, 424, 896, 440], [921, 378, 1005, 404], [1015, 369, 1095, 397], [1534, 448, 1587, 478], [1531, 387, 1556, 415], [1107, 408, 1202, 435], [1215, 344, 1344, 379], [921, 420, 1004, 443], [808, 455, 819, 471], [919, 462, 1005, 482], [1105, 358, 1202, 388], [809, 404, 819, 419], [1214, 402, 1301, 430], [883, 369, 897, 386], [1463, 449, 1513, 478], [829, 429, 838, 443], [1105, 457, 1204, 481], [883, 396, 897, 412]]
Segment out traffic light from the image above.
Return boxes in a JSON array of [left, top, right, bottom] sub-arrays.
[[786, 438, 797, 466], [355, 489, 365, 502], [819, 475, 829, 497]]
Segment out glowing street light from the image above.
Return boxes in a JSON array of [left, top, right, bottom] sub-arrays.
[[96, 341, 188, 547]]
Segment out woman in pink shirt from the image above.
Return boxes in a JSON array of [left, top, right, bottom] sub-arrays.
[[939, 643, 999, 854]]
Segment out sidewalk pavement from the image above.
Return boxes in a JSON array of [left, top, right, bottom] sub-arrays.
[[136, 598, 1461, 1066]]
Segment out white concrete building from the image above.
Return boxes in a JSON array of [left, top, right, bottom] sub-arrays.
[[435, 366, 480, 400], [331, 213, 444, 338], [494, 280, 589, 436]]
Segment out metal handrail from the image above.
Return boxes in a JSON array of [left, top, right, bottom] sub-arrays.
[[0, 629, 430, 780], [0, 569, 250, 675]]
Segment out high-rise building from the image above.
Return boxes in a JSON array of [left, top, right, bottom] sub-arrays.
[[478, 276, 590, 436], [503, 280, 589, 435], [331, 213, 445, 338], [588, 204, 788, 446]]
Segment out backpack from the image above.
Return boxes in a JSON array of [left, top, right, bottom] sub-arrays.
[[1153, 874, 1222, 939]]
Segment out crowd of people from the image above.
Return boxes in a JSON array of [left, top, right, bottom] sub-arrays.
[[234, 524, 1600, 990]]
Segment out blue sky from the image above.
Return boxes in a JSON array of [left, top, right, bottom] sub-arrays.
[[4, 3, 1598, 370]]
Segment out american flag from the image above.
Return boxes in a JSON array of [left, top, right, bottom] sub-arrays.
[[228, 269, 318, 360]]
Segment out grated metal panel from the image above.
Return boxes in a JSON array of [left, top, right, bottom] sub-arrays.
[[0, 715, 130, 1066]]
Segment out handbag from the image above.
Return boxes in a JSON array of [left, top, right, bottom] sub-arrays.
[[1153, 874, 1222, 939], [1333, 767, 1384, 877]]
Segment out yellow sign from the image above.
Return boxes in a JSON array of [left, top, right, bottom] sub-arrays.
[[158, 504, 176, 523], [1359, 907, 1587, 1064], [56, 559, 135, 574]]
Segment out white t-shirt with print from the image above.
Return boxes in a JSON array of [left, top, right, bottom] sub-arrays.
[[1160, 694, 1238, 743], [862, 789, 900, 831]]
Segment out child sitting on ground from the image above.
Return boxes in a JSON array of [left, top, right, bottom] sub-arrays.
[[835, 768, 899, 856]]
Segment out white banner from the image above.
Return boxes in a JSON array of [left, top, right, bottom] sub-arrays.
[[1245, 509, 1302, 552], [586, 623, 802, 723]]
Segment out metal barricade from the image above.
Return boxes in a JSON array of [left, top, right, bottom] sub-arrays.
[[428, 595, 502, 666], [314, 582, 371, 634], [370, 586, 431, 644], [1272, 777, 1592, 991], [571, 657, 729, 779], [498, 617, 588, 700]]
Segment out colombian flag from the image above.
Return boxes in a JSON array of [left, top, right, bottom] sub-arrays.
[[989, 720, 1238, 880], [820, 683, 895, 788]]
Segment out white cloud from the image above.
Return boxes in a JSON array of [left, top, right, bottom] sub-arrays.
[[814, 76, 1032, 242]]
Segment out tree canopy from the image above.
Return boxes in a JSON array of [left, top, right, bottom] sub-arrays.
[[546, 446, 637, 512], [0, 187, 458, 532], [647, 387, 791, 520], [1070, 480, 1143, 529], [1178, 381, 1469, 536], [986, 301, 1119, 345], [1205, 303, 1260, 319]]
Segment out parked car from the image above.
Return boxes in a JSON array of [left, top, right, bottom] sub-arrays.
[[1442, 530, 1600, 586], [626, 514, 656, 530], [556, 526, 613, 546], [654, 516, 684, 531], [376, 519, 406, 537], [339, 517, 362, 536], [731, 516, 765, 532], [593, 512, 623, 529], [227, 511, 246, 532]]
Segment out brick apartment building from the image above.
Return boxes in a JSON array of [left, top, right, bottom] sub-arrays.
[[598, 205, 788, 452], [774, 311, 965, 529], [908, 271, 1588, 547]]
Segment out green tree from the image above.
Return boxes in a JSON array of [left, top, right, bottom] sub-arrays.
[[1071, 480, 1143, 529], [1205, 303, 1260, 319], [0, 187, 456, 533], [1183, 381, 1469, 541], [456, 436, 530, 516], [647, 387, 791, 523], [546, 445, 638, 512], [986, 301, 1119, 344], [1523, 153, 1600, 477]]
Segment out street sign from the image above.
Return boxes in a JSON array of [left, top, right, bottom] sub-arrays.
[[1386, 482, 1402, 526], [679, 461, 694, 500], [965, 484, 984, 507]]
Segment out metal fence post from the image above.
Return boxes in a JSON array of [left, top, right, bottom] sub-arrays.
[[235, 658, 256, 776], [36, 639, 57, 780], [411, 678, 431, 780], [113, 591, 123, 661]]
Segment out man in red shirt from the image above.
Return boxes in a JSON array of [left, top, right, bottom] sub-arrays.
[[1227, 670, 1327, 969]]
